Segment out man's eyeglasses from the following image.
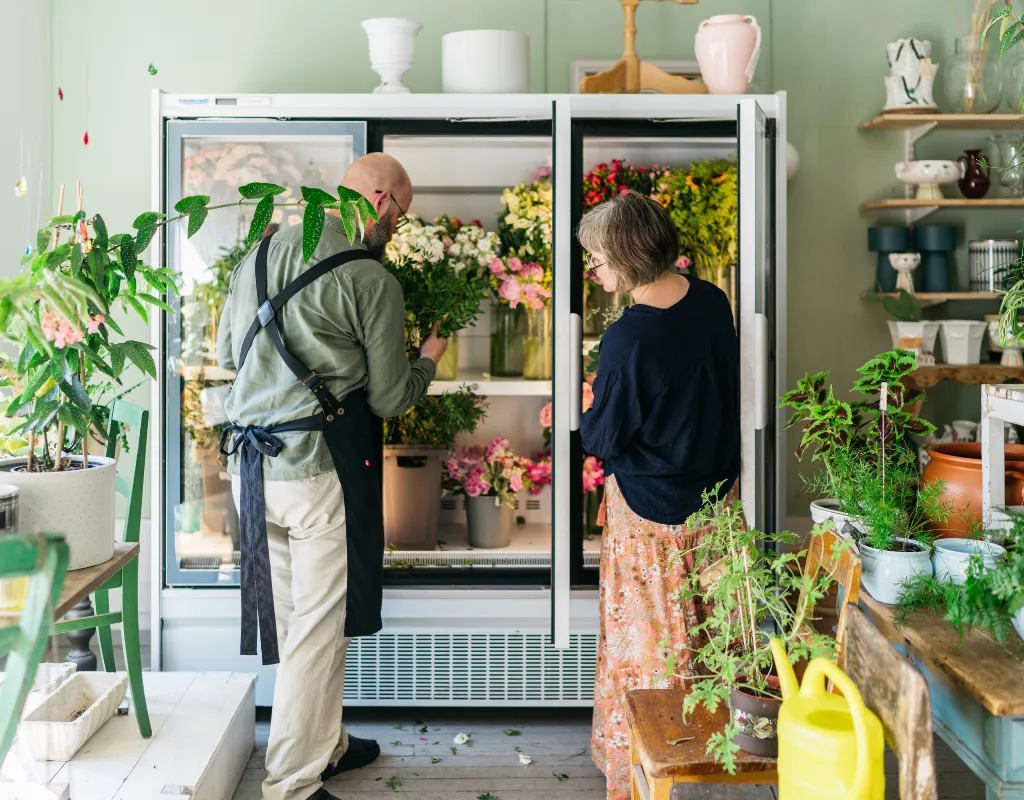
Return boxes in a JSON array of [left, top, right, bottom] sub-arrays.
[[377, 190, 410, 230], [586, 253, 604, 280]]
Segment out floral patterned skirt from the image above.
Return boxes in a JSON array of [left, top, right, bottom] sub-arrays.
[[591, 475, 709, 800]]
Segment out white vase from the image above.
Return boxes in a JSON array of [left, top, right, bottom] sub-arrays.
[[886, 320, 940, 358], [859, 538, 932, 605], [808, 499, 864, 538], [932, 538, 1005, 585], [884, 39, 938, 110], [443, 30, 530, 93], [939, 320, 988, 365], [0, 455, 116, 570], [694, 14, 762, 94], [361, 18, 422, 94]]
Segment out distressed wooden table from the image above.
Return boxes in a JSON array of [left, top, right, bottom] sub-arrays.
[[860, 592, 1024, 799]]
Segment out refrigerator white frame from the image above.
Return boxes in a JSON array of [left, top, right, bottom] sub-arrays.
[[150, 91, 787, 705]]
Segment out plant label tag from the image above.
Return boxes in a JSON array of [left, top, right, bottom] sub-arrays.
[[897, 336, 922, 350], [698, 556, 729, 589], [879, 381, 888, 412]]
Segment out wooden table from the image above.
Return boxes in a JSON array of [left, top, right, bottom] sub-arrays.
[[861, 592, 1024, 799], [0, 544, 139, 625], [625, 689, 777, 800]]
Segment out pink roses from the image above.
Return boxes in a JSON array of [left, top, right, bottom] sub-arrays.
[[446, 437, 532, 507], [490, 256, 551, 310]]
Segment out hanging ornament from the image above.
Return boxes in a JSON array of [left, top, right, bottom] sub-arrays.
[[82, 131, 89, 145], [148, 63, 158, 75], [14, 176, 27, 197], [57, 87, 63, 101]]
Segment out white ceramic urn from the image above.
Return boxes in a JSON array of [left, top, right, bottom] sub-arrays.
[[694, 14, 761, 94], [361, 18, 422, 94]]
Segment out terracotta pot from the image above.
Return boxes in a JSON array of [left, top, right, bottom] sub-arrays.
[[921, 442, 1024, 536]]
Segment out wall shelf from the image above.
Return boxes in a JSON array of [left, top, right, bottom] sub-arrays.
[[903, 364, 1024, 390], [858, 113, 1024, 133], [860, 291, 1001, 307], [860, 198, 1024, 211]]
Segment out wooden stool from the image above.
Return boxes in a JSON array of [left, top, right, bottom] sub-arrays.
[[625, 688, 777, 799]]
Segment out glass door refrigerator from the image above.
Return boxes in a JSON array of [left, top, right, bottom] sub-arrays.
[[152, 91, 784, 707]]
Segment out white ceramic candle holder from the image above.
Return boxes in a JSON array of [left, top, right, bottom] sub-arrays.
[[361, 18, 422, 94]]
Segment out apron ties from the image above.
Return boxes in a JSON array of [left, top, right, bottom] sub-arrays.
[[223, 235, 382, 666]]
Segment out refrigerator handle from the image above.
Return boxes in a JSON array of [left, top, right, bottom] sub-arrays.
[[570, 313, 583, 430], [754, 312, 769, 431]]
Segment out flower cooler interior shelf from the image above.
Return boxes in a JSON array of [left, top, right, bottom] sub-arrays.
[[427, 373, 552, 397], [857, 112, 1024, 132], [860, 291, 1001, 307]]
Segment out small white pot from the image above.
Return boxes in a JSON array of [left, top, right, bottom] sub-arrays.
[[808, 499, 864, 538], [19, 672, 128, 761], [361, 18, 422, 94], [859, 537, 932, 605], [443, 30, 530, 93], [0, 456, 116, 570], [932, 538, 1006, 585], [939, 320, 988, 365], [886, 320, 940, 356], [1014, 607, 1024, 640]]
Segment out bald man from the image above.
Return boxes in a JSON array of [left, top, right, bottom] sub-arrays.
[[217, 153, 446, 800]]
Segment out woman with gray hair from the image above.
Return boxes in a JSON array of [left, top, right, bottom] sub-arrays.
[[579, 191, 739, 800]]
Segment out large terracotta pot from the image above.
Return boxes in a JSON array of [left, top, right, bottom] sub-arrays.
[[921, 442, 1024, 536]]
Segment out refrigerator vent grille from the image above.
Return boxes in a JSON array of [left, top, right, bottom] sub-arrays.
[[345, 632, 598, 703]]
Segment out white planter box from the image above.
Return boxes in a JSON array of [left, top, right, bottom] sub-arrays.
[[939, 320, 988, 365], [0, 456, 116, 570], [0, 662, 75, 719], [19, 672, 128, 761]]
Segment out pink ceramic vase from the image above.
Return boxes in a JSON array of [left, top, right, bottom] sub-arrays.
[[694, 14, 762, 94]]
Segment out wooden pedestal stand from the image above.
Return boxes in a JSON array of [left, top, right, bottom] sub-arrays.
[[580, 0, 708, 94]]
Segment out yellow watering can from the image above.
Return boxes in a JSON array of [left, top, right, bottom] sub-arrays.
[[770, 638, 885, 800]]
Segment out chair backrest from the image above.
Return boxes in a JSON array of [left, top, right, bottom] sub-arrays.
[[0, 533, 69, 767], [841, 605, 938, 800], [800, 525, 861, 667], [104, 400, 148, 545]]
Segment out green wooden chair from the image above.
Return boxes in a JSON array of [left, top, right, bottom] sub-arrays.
[[0, 532, 70, 767], [53, 400, 151, 738]]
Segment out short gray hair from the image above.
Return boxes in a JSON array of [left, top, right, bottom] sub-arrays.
[[576, 191, 679, 292]]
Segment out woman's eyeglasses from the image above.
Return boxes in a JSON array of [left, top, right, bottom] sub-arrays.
[[586, 253, 605, 280]]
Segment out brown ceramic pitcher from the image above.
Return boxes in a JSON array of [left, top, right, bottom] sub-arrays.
[[957, 149, 991, 199], [921, 442, 1024, 536]]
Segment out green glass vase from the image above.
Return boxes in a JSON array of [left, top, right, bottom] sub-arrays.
[[523, 305, 552, 380], [490, 302, 524, 377]]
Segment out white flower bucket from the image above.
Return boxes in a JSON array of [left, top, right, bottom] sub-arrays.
[[0, 456, 116, 570], [938, 320, 987, 365]]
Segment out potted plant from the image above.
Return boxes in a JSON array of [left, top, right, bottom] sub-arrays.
[[666, 486, 837, 773], [871, 290, 940, 363], [383, 389, 487, 550], [385, 214, 496, 381], [1, 180, 378, 569], [445, 437, 534, 549]]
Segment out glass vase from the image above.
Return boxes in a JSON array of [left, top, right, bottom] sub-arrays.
[[523, 305, 553, 380], [940, 35, 1002, 114], [1002, 52, 1024, 113], [435, 337, 459, 381], [490, 302, 524, 377]]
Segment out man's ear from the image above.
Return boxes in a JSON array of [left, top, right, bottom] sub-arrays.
[[372, 190, 389, 214]]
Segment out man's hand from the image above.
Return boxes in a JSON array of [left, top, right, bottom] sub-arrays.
[[420, 323, 449, 365]]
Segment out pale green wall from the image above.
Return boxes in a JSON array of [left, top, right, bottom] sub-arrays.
[[37, 0, 1020, 518]]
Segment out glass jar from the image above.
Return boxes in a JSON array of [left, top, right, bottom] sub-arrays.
[[523, 305, 553, 380], [939, 35, 1003, 114], [989, 135, 1024, 196], [435, 336, 459, 381], [490, 302, 524, 377]]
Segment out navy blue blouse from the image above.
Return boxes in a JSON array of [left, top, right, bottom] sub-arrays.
[[581, 277, 739, 525]]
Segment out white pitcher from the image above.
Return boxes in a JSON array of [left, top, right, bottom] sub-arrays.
[[694, 15, 761, 94]]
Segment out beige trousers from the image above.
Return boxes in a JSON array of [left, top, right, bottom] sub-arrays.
[[232, 471, 351, 800]]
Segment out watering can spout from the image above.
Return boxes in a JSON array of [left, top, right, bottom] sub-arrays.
[[770, 637, 799, 700]]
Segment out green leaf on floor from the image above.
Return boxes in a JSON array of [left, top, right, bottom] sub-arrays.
[[450, 745, 457, 755], [431, 757, 443, 764], [418, 726, 429, 734], [390, 741, 402, 747], [385, 775, 403, 791], [513, 745, 521, 752], [503, 729, 521, 736], [393, 724, 405, 730], [477, 795, 500, 800], [553, 773, 570, 782]]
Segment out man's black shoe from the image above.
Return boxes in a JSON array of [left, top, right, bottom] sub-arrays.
[[320, 735, 381, 781], [309, 789, 342, 800]]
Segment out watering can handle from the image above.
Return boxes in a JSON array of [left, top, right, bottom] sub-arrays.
[[800, 658, 872, 800]]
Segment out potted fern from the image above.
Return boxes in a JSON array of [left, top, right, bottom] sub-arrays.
[[665, 487, 837, 773]]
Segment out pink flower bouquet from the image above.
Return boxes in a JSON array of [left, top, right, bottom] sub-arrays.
[[489, 256, 551, 310], [445, 437, 533, 508]]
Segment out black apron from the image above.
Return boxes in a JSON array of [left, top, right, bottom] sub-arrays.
[[219, 234, 385, 666]]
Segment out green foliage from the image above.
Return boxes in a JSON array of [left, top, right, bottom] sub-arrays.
[[873, 289, 921, 322], [383, 389, 488, 451], [667, 487, 838, 774]]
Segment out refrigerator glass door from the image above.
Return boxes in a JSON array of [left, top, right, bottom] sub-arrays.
[[738, 99, 777, 533], [163, 120, 366, 587]]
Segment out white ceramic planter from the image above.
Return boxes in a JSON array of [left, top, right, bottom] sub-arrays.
[[1014, 607, 1024, 641], [808, 499, 864, 538], [886, 320, 940, 356], [0, 456, 116, 570], [361, 18, 422, 94], [19, 672, 128, 761], [859, 537, 932, 605], [939, 320, 987, 365], [443, 30, 530, 93], [932, 538, 1005, 585]]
